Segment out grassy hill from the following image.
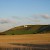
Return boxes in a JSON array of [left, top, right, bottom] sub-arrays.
[[37, 25, 50, 33], [0, 25, 50, 35]]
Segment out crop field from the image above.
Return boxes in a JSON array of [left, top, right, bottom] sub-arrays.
[[0, 33, 50, 50]]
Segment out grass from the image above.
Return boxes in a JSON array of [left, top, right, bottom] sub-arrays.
[[1, 25, 50, 35], [0, 34, 50, 50], [0, 34, 50, 44]]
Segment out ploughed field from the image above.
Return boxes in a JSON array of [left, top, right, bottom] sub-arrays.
[[0, 34, 50, 50]]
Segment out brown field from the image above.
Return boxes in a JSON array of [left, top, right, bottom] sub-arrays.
[[0, 33, 50, 50]]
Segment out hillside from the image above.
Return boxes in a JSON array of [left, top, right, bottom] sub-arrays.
[[37, 25, 50, 33], [0, 25, 50, 35]]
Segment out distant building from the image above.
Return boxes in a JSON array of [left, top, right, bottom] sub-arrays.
[[24, 25, 28, 27]]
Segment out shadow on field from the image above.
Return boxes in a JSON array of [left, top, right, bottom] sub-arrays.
[[9, 43, 50, 50], [0, 43, 50, 50]]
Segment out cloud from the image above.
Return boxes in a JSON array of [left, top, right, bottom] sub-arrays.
[[0, 18, 9, 24], [0, 18, 17, 24], [33, 14, 50, 19], [40, 14, 50, 19], [0, 18, 17, 32], [12, 16, 20, 19]]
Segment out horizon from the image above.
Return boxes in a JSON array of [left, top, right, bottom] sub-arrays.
[[0, 0, 50, 32]]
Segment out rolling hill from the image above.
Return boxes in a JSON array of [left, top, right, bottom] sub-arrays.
[[0, 25, 50, 35]]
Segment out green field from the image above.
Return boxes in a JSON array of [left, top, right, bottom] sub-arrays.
[[0, 25, 50, 35]]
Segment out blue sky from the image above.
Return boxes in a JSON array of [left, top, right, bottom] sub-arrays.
[[0, 0, 50, 17], [0, 0, 50, 31]]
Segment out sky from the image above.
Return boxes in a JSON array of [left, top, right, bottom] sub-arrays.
[[0, 0, 50, 32]]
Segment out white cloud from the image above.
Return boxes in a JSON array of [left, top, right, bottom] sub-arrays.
[[40, 14, 50, 19], [0, 18, 17, 24], [0, 18, 17, 32], [33, 14, 50, 19]]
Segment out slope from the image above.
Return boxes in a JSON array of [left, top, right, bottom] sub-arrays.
[[0, 25, 50, 35]]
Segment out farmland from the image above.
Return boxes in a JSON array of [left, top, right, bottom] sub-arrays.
[[0, 34, 50, 50]]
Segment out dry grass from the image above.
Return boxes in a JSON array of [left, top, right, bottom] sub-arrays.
[[0, 34, 50, 45], [0, 33, 50, 50]]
